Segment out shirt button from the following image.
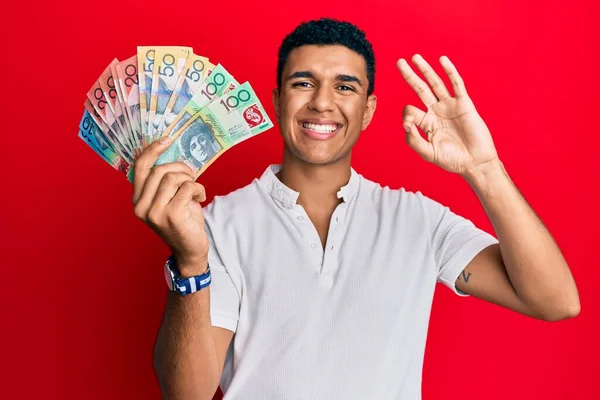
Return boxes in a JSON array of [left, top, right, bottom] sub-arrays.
[[296, 216, 304, 221], [310, 243, 318, 250]]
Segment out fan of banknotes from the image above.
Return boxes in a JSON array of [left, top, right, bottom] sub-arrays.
[[78, 46, 274, 181]]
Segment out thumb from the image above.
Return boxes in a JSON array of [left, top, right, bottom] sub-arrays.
[[403, 121, 434, 163], [132, 136, 174, 202], [401, 104, 426, 129], [144, 135, 175, 160]]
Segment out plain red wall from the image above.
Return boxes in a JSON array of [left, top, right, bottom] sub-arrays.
[[1, 0, 598, 398]]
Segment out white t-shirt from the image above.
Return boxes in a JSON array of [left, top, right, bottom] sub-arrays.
[[203, 164, 498, 400]]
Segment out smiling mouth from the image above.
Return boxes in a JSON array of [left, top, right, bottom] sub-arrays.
[[299, 121, 343, 135]]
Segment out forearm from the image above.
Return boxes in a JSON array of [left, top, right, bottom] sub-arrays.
[[464, 159, 580, 320], [154, 288, 221, 400]]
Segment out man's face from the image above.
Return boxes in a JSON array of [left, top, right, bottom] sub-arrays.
[[274, 44, 377, 165], [190, 134, 210, 162]]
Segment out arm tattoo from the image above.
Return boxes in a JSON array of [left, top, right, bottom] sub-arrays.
[[457, 270, 472, 283]]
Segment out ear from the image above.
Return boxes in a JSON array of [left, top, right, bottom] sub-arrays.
[[272, 88, 281, 125], [361, 94, 377, 130]]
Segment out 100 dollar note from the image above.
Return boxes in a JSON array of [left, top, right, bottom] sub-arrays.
[[155, 82, 273, 176], [160, 64, 238, 139]]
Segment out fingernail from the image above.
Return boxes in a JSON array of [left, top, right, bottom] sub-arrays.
[[403, 125, 411, 134], [159, 136, 171, 145]]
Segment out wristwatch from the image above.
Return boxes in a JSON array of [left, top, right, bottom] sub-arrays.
[[163, 255, 211, 296]]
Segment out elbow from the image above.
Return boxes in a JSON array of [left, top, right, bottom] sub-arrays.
[[541, 300, 581, 322]]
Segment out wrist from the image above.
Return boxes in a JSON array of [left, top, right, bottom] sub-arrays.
[[174, 255, 209, 278], [463, 158, 510, 194]]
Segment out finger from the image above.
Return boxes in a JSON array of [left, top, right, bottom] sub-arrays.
[[397, 58, 438, 107], [169, 181, 207, 210], [152, 172, 196, 209], [439, 55, 469, 98], [403, 121, 434, 163], [134, 163, 195, 218], [132, 136, 173, 203], [411, 54, 452, 101], [402, 104, 427, 130]]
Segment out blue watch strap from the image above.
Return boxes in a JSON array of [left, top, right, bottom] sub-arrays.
[[174, 271, 212, 295], [166, 255, 212, 295]]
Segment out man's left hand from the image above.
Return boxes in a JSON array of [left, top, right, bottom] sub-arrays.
[[397, 54, 499, 177]]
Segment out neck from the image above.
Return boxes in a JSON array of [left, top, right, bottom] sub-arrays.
[[276, 147, 351, 213]]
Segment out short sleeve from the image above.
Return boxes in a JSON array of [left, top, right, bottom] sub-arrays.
[[204, 203, 241, 333], [420, 193, 499, 297]]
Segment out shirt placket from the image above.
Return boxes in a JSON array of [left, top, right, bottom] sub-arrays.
[[290, 205, 324, 273], [289, 201, 347, 282], [320, 203, 346, 277]]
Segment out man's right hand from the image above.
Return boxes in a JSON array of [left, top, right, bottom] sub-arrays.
[[132, 137, 210, 277]]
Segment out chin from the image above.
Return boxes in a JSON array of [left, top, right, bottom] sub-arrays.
[[280, 125, 354, 166], [287, 145, 349, 166]]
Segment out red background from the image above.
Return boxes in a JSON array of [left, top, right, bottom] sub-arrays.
[[1, 0, 598, 398]]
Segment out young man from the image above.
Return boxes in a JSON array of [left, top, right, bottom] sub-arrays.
[[133, 18, 580, 400]]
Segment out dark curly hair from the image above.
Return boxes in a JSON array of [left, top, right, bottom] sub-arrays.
[[277, 18, 376, 96]]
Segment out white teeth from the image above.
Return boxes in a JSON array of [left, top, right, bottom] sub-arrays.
[[302, 122, 338, 133]]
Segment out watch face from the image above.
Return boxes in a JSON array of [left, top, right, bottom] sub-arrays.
[[164, 263, 174, 291]]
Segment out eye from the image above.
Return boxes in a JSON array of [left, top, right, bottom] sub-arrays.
[[292, 81, 313, 88], [337, 85, 355, 92]]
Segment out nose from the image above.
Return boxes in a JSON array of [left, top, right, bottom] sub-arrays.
[[308, 85, 335, 113]]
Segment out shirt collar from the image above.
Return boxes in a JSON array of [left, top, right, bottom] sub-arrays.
[[259, 164, 359, 209]]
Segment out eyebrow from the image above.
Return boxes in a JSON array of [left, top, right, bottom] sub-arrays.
[[337, 74, 363, 87], [286, 71, 363, 87]]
